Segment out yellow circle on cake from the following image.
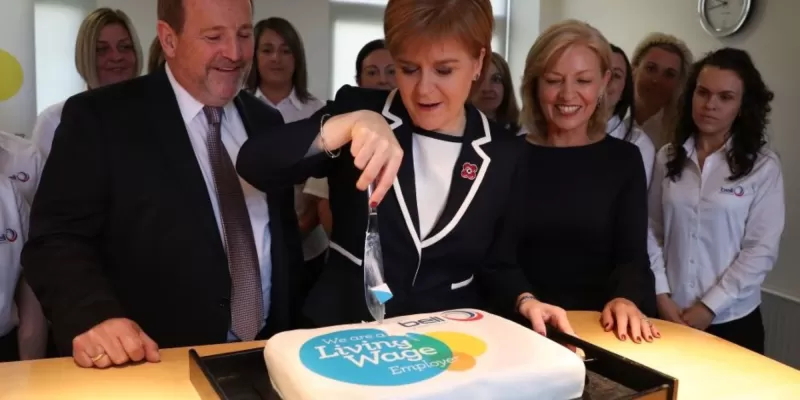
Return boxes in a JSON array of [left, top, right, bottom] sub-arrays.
[[0, 49, 24, 101], [427, 331, 488, 356]]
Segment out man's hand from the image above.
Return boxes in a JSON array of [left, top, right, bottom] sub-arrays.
[[72, 318, 160, 368]]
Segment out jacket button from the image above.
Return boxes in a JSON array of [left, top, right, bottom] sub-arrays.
[[218, 298, 229, 308]]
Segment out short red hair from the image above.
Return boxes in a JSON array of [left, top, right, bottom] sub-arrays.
[[384, 0, 494, 84]]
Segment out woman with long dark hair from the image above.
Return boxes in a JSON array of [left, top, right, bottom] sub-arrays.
[[648, 47, 784, 354], [606, 44, 655, 186], [472, 52, 521, 133], [354, 39, 396, 90], [246, 17, 330, 291]]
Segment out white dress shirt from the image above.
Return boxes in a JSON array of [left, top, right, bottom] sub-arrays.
[[626, 108, 667, 149], [607, 116, 656, 187], [303, 177, 329, 200], [648, 137, 785, 324], [254, 87, 329, 261], [30, 101, 66, 160], [166, 65, 272, 338], [0, 131, 43, 206], [0, 178, 28, 337]]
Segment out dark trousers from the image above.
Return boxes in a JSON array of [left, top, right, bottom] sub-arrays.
[[706, 307, 764, 354], [300, 250, 327, 300], [0, 328, 19, 363]]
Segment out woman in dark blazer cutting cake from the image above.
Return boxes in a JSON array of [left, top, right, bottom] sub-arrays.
[[237, 0, 570, 335]]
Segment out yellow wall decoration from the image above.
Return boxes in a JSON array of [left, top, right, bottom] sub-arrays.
[[0, 49, 24, 101]]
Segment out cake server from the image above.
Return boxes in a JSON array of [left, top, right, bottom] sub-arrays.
[[364, 183, 392, 324]]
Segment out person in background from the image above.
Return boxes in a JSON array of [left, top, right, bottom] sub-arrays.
[[0, 178, 47, 362], [630, 32, 692, 150], [147, 36, 165, 74], [355, 39, 396, 90], [23, 0, 302, 368], [31, 8, 143, 159], [246, 17, 329, 295], [648, 48, 782, 354], [472, 52, 521, 134], [0, 131, 43, 206], [606, 44, 655, 186], [237, 0, 574, 336], [517, 20, 658, 343]]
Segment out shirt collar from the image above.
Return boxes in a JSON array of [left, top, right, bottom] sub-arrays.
[[683, 135, 734, 158], [255, 87, 304, 110], [165, 63, 237, 124]]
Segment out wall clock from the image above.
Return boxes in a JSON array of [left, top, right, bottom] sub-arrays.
[[698, 0, 754, 38]]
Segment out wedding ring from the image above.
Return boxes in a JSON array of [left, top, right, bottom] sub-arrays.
[[91, 352, 107, 363]]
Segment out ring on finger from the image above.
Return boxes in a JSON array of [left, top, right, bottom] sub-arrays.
[[91, 352, 107, 363]]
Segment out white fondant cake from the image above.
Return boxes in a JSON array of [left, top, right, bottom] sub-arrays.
[[264, 309, 585, 400]]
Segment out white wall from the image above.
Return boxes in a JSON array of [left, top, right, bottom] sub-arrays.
[[507, 0, 539, 104], [0, 0, 36, 136], [530, 0, 800, 298]]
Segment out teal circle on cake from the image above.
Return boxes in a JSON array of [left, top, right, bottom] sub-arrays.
[[299, 328, 453, 386]]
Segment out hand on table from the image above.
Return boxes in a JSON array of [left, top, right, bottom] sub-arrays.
[[72, 318, 160, 368], [601, 297, 660, 343], [682, 302, 715, 331], [518, 297, 582, 355], [518, 297, 574, 337], [656, 293, 687, 325]]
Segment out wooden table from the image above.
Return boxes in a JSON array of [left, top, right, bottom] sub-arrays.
[[1, 311, 798, 400]]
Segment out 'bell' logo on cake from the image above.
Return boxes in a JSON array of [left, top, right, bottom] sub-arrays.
[[299, 328, 487, 386], [441, 310, 483, 322]]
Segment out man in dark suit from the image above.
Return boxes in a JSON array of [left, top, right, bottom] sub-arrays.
[[21, 0, 303, 368]]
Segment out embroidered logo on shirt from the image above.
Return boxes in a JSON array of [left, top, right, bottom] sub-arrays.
[[9, 171, 29, 182], [0, 229, 18, 244], [460, 162, 478, 181], [719, 185, 745, 197]]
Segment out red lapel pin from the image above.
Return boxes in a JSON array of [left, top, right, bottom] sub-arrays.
[[460, 162, 478, 181]]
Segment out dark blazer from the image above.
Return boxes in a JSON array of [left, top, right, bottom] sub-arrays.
[[21, 67, 304, 354], [237, 85, 533, 327]]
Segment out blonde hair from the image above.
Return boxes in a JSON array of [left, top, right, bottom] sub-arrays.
[[520, 19, 612, 138], [630, 32, 693, 147], [147, 36, 165, 74], [75, 8, 143, 89]]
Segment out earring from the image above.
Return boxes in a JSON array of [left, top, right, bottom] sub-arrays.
[[473, 74, 480, 81]]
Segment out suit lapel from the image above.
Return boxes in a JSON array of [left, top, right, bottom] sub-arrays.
[[421, 107, 493, 248], [234, 96, 252, 137], [148, 68, 224, 250], [381, 89, 421, 252]]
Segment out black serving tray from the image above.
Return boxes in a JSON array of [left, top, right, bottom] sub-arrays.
[[547, 328, 678, 400], [189, 348, 278, 400], [189, 335, 677, 400]]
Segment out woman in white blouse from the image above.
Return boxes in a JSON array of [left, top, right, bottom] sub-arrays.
[[31, 8, 143, 159], [606, 44, 655, 186], [246, 17, 329, 289], [629, 33, 692, 150], [648, 48, 783, 354]]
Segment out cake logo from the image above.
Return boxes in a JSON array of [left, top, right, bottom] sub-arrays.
[[441, 310, 483, 322], [299, 328, 487, 386]]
